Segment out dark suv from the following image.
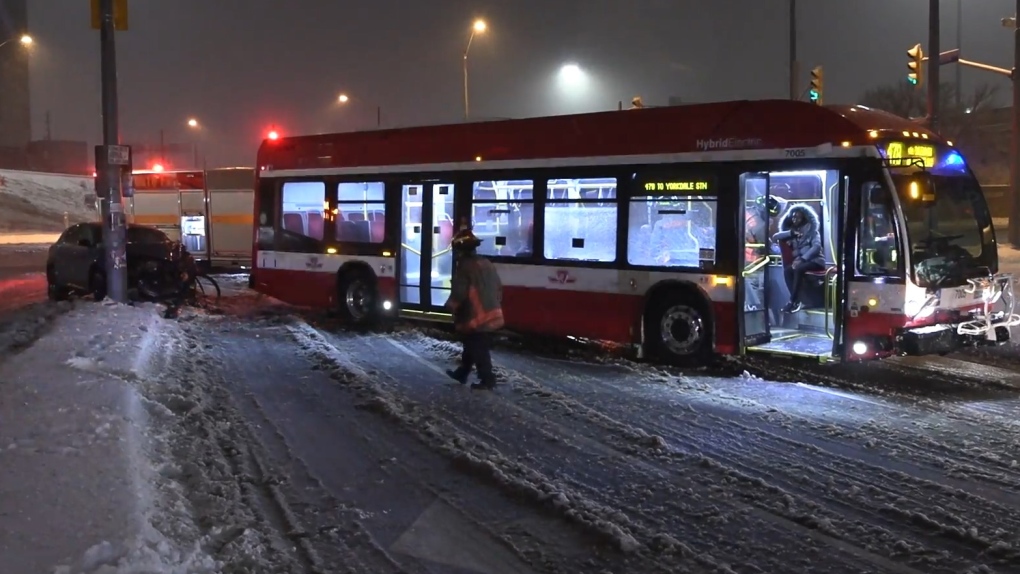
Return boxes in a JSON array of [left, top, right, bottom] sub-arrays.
[[46, 222, 198, 301]]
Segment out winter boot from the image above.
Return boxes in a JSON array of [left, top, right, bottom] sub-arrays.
[[470, 377, 496, 391], [446, 368, 469, 384]]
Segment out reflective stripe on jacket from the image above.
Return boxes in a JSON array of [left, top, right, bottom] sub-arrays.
[[446, 254, 504, 333]]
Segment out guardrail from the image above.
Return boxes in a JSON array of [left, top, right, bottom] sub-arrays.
[[984, 183, 1008, 215]]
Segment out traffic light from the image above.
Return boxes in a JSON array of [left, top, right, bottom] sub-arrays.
[[907, 43, 924, 87], [809, 66, 823, 105], [267, 130, 279, 140]]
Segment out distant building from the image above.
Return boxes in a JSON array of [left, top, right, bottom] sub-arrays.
[[126, 142, 201, 171], [0, 0, 30, 150], [27, 140, 89, 175]]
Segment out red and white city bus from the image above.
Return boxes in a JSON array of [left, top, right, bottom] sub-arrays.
[[251, 99, 1019, 364]]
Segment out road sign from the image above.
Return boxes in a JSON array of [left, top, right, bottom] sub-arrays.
[[106, 144, 130, 165], [90, 0, 129, 31]]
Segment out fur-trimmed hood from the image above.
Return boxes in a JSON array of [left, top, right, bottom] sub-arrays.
[[779, 203, 820, 234]]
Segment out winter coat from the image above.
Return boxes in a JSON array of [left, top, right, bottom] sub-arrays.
[[446, 253, 505, 333], [773, 203, 825, 267]]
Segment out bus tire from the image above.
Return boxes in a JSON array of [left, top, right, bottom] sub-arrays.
[[336, 268, 378, 328], [644, 288, 711, 366]]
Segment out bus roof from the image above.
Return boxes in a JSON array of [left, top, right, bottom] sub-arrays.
[[257, 100, 941, 172]]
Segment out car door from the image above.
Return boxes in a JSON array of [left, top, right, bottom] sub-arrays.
[[68, 224, 101, 288], [51, 224, 84, 287]]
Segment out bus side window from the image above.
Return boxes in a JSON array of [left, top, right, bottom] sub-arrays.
[[857, 182, 899, 276]]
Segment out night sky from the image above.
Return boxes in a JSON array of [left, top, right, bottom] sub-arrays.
[[23, 0, 1020, 167]]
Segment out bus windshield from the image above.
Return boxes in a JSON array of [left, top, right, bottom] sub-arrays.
[[890, 170, 997, 289]]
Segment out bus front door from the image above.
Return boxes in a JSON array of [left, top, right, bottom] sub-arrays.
[[398, 182, 458, 317], [737, 172, 771, 351]]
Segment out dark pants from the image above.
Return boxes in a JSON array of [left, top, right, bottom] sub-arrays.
[[784, 260, 824, 304], [456, 331, 495, 384]]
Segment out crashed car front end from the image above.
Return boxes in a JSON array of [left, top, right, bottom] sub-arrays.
[[128, 241, 200, 302]]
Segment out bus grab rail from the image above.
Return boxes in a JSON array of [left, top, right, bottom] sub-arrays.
[[742, 256, 770, 277], [823, 267, 838, 339]]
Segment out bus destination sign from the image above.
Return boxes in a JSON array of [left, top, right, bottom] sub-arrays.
[[643, 179, 712, 193], [885, 141, 935, 168]]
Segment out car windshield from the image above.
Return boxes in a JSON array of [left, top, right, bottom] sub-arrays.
[[891, 172, 997, 288], [126, 226, 169, 244]]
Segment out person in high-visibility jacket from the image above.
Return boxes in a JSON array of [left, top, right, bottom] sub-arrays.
[[445, 228, 505, 390]]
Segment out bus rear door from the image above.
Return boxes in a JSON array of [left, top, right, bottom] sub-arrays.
[[397, 181, 458, 319]]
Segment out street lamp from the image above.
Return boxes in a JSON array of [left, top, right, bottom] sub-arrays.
[[463, 18, 487, 121], [336, 93, 381, 128], [558, 63, 589, 91], [0, 34, 33, 49], [187, 117, 198, 128]]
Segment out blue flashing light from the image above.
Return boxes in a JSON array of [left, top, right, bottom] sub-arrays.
[[932, 149, 968, 175], [943, 151, 964, 166]]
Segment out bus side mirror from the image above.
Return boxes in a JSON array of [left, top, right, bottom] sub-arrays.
[[905, 175, 936, 206]]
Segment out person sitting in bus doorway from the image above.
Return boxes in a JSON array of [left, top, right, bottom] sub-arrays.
[[444, 228, 505, 390], [772, 203, 825, 314]]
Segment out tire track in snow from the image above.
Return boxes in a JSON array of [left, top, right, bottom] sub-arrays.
[[739, 355, 1020, 435], [330, 328, 931, 574], [292, 324, 712, 574], [399, 331, 1020, 573]]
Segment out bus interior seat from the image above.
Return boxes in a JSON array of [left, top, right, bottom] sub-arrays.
[[777, 241, 827, 310], [306, 211, 324, 240], [370, 219, 385, 243], [283, 213, 304, 234]]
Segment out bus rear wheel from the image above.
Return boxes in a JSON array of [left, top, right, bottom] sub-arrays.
[[337, 269, 378, 328], [645, 291, 711, 366]]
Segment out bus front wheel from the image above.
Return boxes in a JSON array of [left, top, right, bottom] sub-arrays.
[[336, 269, 378, 328], [645, 290, 711, 366]]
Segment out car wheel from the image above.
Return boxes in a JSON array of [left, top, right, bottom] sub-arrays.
[[46, 266, 68, 302], [89, 268, 107, 301]]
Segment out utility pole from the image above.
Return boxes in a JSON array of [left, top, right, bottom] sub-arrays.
[[98, 0, 128, 302], [928, 0, 941, 132], [789, 0, 798, 100], [45, 110, 51, 140], [1011, 0, 1020, 246], [956, 0, 963, 109]]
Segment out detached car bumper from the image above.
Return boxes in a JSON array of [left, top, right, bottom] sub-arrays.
[[894, 322, 1011, 356]]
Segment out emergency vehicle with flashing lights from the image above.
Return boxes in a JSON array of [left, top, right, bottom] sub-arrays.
[[249, 99, 1020, 365], [114, 167, 256, 270]]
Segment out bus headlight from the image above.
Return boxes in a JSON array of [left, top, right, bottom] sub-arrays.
[[382, 300, 392, 311], [852, 341, 868, 355]]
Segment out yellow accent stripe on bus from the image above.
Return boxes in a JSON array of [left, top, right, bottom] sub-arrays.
[[211, 214, 253, 224], [130, 214, 253, 225], [132, 215, 178, 225]]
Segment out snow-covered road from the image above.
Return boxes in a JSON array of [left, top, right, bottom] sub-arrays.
[[6, 278, 1020, 573], [160, 286, 1020, 573]]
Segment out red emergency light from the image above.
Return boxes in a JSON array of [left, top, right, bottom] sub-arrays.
[[152, 163, 164, 172], [267, 130, 279, 140]]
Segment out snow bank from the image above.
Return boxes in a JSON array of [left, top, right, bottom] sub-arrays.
[[0, 169, 96, 233], [0, 302, 223, 573]]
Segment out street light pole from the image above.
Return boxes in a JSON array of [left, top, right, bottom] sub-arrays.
[[99, 0, 127, 302], [463, 19, 486, 122], [956, 0, 963, 108], [789, 0, 798, 100], [928, 0, 940, 132], [1010, 0, 1020, 246]]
